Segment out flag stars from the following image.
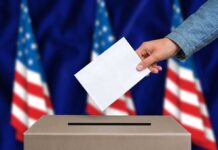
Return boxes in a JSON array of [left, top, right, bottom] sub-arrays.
[[108, 35, 115, 42], [19, 27, 23, 33], [94, 43, 99, 49], [31, 43, 38, 50], [28, 59, 33, 65], [22, 5, 28, 13], [173, 4, 180, 14], [25, 33, 31, 40], [102, 26, 108, 32], [95, 20, 100, 26], [18, 51, 23, 57], [100, 1, 105, 7]]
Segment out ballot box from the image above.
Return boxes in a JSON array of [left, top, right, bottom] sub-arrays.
[[24, 115, 191, 150]]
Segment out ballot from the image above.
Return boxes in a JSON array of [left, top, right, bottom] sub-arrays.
[[75, 37, 150, 111], [24, 115, 191, 150]]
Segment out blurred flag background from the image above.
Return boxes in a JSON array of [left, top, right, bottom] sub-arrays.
[[163, 0, 216, 149], [0, 0, 217, 150]]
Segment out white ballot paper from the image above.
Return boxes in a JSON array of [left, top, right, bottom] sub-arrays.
[[75, 37, 150, 111]]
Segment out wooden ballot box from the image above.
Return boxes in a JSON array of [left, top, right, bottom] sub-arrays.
[[24, 115, 191, 150]]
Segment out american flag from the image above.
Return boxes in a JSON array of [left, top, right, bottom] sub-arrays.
[[11, 0, 54, 141], [86, 0, 136, 115], [163, 0, 217, 149]]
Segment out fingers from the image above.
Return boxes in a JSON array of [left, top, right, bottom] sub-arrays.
[[136, 41, 162, 74], [149, 64, 162, 74], [136, 55, 155, 71]]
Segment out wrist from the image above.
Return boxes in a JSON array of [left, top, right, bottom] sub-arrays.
[[164, 37, 180, 56]]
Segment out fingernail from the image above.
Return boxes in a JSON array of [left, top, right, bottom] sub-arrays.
[[136, 65, 143, 71]]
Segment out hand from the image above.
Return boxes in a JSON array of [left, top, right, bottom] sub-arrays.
[[136, 38, 180, 73]]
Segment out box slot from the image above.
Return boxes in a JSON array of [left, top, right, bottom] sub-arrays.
[[68, 122, 151, 126]]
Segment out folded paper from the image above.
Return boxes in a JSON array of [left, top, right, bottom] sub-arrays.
[[75, 37, 150, 111]]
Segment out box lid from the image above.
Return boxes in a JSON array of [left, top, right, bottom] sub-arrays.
[[25, 115, 189, 136]]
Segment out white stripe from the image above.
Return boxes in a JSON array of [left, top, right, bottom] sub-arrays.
[[12, 104, 37, 128], [164, 99, 179, 118], [200, 103, 209, 117], [167, 78, 209, 117], [195, 79, 202, 92], [87, 96, 101, 111], [104, 107, 128, 116], [164, 99, 204, 131], [14, 82, 47, 112], [125, 96, 135, 111], [180, 112, 204, 131], [12, 104, 28, 127], [48, 109, 54, 115], [42, 83, 49, 96], [16, 60, 43, 87], [205, 127, 216, 142], [29, 118, 37, 127], [166, 78, 200, 107], [168, 59, 195, 82], [17, 60, 50, 97]]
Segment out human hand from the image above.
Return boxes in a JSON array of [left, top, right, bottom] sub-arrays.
[[136, 38, 180, 73]]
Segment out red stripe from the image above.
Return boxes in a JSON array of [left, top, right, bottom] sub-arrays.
[[15, 71, 53, 109], [86, 104, 103, 115], [124, 91, 132, 98], [206, 140, 217, 150], [13, 93, 47, 119], [11, 115, 27, 140], [109, 99, 128, 113], [127, 109, 136, 115], [167, 68, 197, 94], [165, 89, 202, 118], [16, 133, 23, 142]]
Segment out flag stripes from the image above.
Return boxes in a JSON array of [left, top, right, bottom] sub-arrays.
[[11, 0, 54, 142], [164, 59, 217, 149]]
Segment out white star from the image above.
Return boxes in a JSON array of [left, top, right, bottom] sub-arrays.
[[108, 35, 115, 42], [25, 33, 31, 40], [23, 6, 28, 13], [100, 1, 105, 7], [102, 26, 108, 32], [173, 4, 180, 14], [94, 43, 99, 49], [31, 43, 38, 50], [18, 51, 22, 57], [95, 20, 100, 26], [28, 59, 33, 65], [19, 27, 23, 33]]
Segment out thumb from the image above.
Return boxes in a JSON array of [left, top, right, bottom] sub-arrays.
[[136, 55, 156, 71]]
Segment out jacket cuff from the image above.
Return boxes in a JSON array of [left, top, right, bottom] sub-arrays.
[[166, 31, 194, 60]]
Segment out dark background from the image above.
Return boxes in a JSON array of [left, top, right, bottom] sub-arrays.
[[0, 0, 217, 149]]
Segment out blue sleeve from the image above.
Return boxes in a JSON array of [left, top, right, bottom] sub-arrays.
[[166, 0, 218, 59]]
